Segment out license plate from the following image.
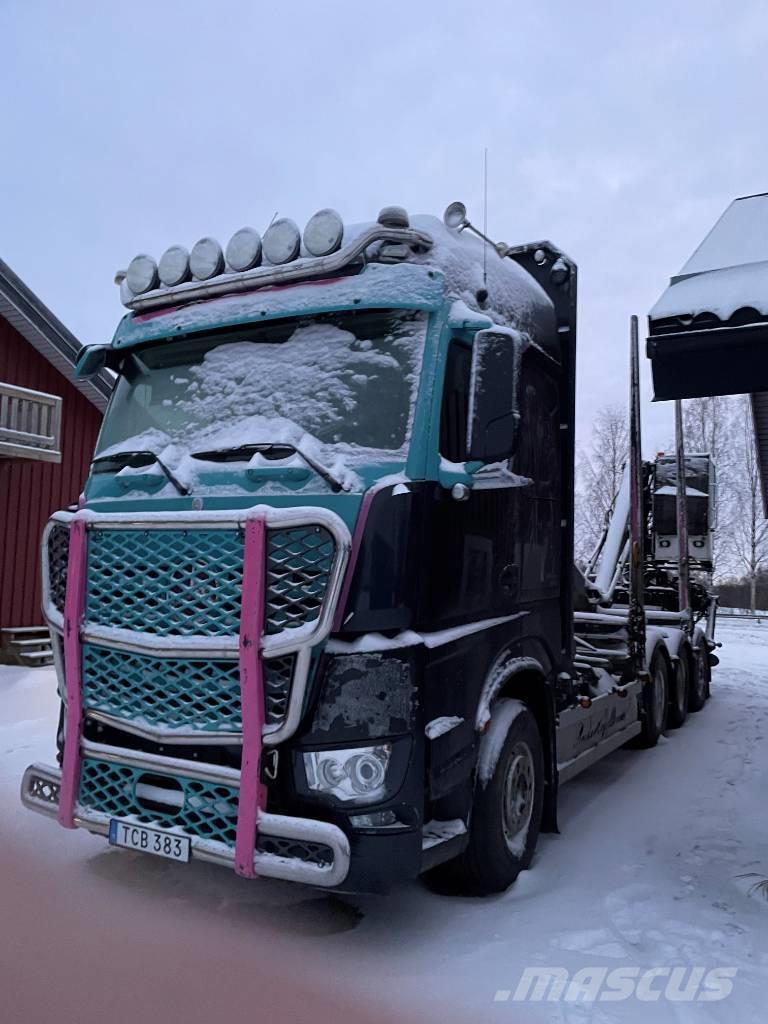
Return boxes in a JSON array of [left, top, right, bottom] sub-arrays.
[[109, 820, 190, 863]]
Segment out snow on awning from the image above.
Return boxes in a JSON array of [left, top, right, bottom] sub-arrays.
[[647, 193, 768, 402]]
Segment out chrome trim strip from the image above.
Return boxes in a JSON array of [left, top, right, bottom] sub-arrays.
[[123, 225, 433, 312], [78, 646, 309, 746], [21, 761, 350, 887], [85, 710, 245, 746], [81, 739, 243, 784]]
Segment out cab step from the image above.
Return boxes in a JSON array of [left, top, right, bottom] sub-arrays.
[[0, 627, 53, 668]]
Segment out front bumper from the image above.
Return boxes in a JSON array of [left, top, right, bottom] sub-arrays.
[[22, 759, 351, 888]]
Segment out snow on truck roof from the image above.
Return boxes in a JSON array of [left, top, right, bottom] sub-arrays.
[[112, 207, 558, 350]]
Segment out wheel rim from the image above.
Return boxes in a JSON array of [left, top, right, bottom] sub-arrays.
[[653, 664, 666, 732], [502, 742, 535, 854]]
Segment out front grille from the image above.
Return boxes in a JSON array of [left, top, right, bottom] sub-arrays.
[[86, 529, 244, 636], [83, 525, 335, 638], [256, 834, 333, 866], [78, 757, 334, 866], [47, 524, 69, 613], [81, 644, 295, 731], [78, 757, 240, 845], [266, 527, 335, 634]]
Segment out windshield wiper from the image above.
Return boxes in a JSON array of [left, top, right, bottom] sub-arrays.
[[191, 442, 349, 493], [92, 450, 191, 496]]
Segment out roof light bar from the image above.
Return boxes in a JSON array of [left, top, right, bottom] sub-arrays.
[[118, 210, 433, 311]]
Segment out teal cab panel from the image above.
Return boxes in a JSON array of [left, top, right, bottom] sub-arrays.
[[83, 264, 449, 521]]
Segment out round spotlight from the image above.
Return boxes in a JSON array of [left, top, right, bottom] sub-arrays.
[[377, 206, 409, 229], [158, 245, 191, 287], [263, 218, 301, 265], [190, 237, 224, 280], [303, 208, 344, 257], [443, 201, 467, 229], [125, 254, 159, 294], [225, 227, 262, 272]]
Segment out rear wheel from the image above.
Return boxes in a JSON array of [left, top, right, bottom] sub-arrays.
[[688, 646, 710, 712], [426, 701, 545, 896], [637, 649, 669, 747], [667, 647, 690, 729]]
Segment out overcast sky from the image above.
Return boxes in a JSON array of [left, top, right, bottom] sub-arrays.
[[2, 1, 767, 454]]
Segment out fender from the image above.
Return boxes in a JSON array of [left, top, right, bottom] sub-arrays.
[[474, 650, 559, 833]]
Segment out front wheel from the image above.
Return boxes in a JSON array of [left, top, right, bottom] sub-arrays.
[[440, 701, 545, 895]]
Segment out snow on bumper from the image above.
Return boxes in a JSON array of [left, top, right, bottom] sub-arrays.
[[21, 761, 351, 888]]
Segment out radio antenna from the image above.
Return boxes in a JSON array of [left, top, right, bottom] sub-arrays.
[[483, 147, 488, 286]]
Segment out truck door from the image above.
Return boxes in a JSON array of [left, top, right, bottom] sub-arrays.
[[420, 334, 562, 642]]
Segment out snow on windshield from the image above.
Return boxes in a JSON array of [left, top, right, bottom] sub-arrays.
[[97, 310, 427, 482]]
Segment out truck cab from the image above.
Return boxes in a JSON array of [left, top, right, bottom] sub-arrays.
[[23, 203, 701, 894]]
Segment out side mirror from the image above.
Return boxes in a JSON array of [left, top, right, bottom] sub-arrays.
[[76, 345, 110, 379], [467, 329, 524, 463]]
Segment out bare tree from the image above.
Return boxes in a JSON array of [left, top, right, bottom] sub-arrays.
[[575, 404, 629, 563], [730, 396, 768, 610]]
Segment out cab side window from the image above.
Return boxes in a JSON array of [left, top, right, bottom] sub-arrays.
[[440, 341, 472, 463]]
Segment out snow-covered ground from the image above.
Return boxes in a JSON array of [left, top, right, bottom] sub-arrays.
[[1, 618, 766, 1023]]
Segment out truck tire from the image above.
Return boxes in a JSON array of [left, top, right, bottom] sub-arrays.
[[667, 646, 690, 729], [637, 648, 669, 747], [429, 701, 545, 896], [688, 646, 710, 712]]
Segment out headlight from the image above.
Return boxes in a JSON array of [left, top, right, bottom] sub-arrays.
[[303, 744, 392, 803]]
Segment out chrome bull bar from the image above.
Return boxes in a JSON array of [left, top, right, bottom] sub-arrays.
[[21, 760, 350, 888]]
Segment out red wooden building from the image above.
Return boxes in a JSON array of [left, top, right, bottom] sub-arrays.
[[0, 257, 111, 664]]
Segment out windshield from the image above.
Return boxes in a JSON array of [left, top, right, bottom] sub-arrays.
[[96, 310, 427, 464]]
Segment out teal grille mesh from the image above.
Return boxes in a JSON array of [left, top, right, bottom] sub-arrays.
[[81, 645, 295, 730], [78, 757, 335, 864], [83, 525, 335, 637], [266, 527, 335, 634], [78, 757, 240, 845], [47, 524, 69, 613], [86, 529, 243, 636]]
